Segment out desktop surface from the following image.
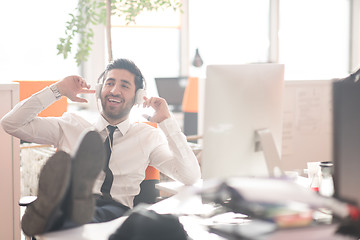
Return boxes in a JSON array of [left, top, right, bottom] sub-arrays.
[[37, 217, 126, 240], [36, 189, 349, 240], [36, 177, 356, 240]]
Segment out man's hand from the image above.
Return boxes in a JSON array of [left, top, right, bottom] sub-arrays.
[[142, 96, 171, 123], [55, 75, 95, 103]]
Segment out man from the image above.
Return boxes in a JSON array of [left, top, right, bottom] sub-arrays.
[[1, 58, 201, 236]]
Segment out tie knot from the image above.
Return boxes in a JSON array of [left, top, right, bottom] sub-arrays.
[[107, 125, 117, 136]]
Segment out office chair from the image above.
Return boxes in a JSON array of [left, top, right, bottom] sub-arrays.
[[134, 122, 161, 206], [134, 166, 160, 206]]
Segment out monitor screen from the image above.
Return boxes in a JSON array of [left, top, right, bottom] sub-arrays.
[[201, 64, 285, 179], [155, 77, 188, 112]]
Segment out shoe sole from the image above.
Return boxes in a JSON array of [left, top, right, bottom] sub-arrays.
[[21, 151, 71, 236], [70, 130, 106, 224]]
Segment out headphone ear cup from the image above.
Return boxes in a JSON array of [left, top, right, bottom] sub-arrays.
[[95, 83, 103, 113], [95, 83, 103, 99], [135, 89, 147, 105]]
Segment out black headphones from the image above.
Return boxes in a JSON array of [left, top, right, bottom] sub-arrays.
[[95, 71, 147, 105]]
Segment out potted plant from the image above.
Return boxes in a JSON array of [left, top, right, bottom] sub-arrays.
[[57, 0, 182, 65]]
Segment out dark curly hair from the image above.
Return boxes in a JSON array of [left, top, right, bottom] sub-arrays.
[[98, 58, 145, 91]]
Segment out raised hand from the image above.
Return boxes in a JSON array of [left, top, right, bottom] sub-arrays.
[[142, 96, 171, 123], [55, 75, 95, 103]]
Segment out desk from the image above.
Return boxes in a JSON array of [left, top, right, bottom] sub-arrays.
[[37, 217, 126, 240], [155, 179, 202, 195], [155, 176, 310, 196], [36, 178, 357, 240], [151, 185, 347, 240], [37, 192, 352, 240], [36, 191, 227, 240]]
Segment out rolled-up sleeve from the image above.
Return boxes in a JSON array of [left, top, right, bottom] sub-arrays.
[[150, 115, 201, 185], [0, 87, 62, 146]]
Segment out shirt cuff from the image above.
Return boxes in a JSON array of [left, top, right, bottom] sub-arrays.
[[49, 84, 62, 100], [35, 86, 59, 110], [158, 114, 181, 136]]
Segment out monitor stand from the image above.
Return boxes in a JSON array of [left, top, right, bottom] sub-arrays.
[[255, 128, 284, 177]]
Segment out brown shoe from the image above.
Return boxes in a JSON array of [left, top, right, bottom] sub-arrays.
[[21, 151, 71, 236], [69, 130, 106, 224]]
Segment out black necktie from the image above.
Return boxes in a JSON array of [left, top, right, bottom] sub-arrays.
[[101, 125, 117, 198]]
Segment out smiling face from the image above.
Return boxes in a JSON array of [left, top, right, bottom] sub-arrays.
[[100, 69, 136, 125]]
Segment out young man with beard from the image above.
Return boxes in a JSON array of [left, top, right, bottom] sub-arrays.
[[1, 58, 201, 236]]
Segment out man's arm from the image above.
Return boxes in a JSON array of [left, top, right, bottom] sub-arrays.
[[143, 96, 201, 185], [0, 76, 95, 145], [156, 117, 201, 185]]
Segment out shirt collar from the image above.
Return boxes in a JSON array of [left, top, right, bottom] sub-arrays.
[[94, 114, 130, 136]]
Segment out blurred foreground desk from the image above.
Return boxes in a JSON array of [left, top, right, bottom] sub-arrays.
[[36, 217, 126, 240], [36, 182, 196, 239], [155, 179, 203, 195], [36, 177, 357, 240], [36, 192, 351, 240], [35, 193, 219, 240]]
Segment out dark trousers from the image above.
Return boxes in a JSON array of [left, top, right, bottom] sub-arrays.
[[56, 194, 130, 231], [92, 194, 130, 223]]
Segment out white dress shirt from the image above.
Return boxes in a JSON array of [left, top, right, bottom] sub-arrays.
[[1, 87, 201, 208]]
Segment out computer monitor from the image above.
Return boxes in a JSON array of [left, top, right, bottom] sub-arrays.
[[154, 77, 188, 112], [201, 64, 285, 179], [333, 69, 360, 205]]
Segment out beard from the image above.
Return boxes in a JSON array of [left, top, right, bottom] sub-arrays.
[[101, 94, 135, 122]]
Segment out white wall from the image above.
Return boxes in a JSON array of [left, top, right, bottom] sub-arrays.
[[0, 84, 20, 239], [281, 80, 332, 172]]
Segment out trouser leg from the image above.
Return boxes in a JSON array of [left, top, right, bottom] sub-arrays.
[[21, 151, 72, 236], [92, 195, 130, 223], [22, 130, 106, 236], [53, 195, 130, 229]]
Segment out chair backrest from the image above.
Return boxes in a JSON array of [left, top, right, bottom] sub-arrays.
[[133, 177, 160, 206], [133, 122, 160, 206]]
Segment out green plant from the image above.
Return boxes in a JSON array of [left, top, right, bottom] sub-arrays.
[[57, 0, 182, 66]]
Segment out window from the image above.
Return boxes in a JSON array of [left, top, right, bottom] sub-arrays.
[[279, 0, 351, 80], [0, 0, 79, 82], [110, 9, 182, 121], [110, 9, 181, 78], [187, 0, 354, 80], [188, 0, 270, 77]]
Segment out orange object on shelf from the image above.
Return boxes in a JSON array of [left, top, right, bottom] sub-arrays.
[[14, 80, 67, 117], [182, 77, 198, 113]]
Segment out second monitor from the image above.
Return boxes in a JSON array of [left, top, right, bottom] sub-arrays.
[[155, 77, 188, 112]]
